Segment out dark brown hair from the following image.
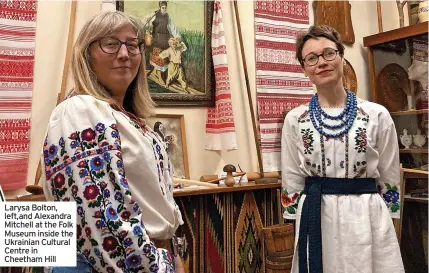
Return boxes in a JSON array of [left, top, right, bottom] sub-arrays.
[[295, 25, 345, 66]]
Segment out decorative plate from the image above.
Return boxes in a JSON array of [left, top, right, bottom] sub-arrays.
[[376, 63, 410, 112], [342, 59, 357, 93]]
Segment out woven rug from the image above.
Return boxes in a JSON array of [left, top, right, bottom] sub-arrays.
[[0, 0, 37, 191], [254, 0, 312, 171], [205, 0, 237, 151]]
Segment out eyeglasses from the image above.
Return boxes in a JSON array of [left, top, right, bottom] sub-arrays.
[[95, 37, 144, 55], [303, 48, 339, 66]]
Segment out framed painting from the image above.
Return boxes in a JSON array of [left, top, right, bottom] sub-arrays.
[[145, 114, 190, 179], [116, 0, 215, 107]]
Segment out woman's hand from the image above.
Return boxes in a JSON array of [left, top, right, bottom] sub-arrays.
[[174, 255, 185, 273]]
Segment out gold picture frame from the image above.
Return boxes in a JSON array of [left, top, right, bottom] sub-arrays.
[[116, 0, 215, 107], [146, 114, 189, 179]]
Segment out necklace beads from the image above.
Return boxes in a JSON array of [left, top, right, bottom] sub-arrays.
[[309, 90, 357, 138]]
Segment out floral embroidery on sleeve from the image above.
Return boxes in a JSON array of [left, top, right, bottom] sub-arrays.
[[281, 188, 303, 219], [44, 121, 174, 273], [382, 183, 400, 213]]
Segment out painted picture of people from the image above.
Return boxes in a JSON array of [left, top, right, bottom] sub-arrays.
[[119, 1, 215, 106], [146, 114, 189, 179]]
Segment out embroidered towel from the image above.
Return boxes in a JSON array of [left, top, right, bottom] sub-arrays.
[[205, 0, 237, 151], [255, 0, 312, 171], [0, 0, 37, 190]]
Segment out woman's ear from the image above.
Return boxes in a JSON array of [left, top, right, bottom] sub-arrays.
[[302, 69, 307, 77]]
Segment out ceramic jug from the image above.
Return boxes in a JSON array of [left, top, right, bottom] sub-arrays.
[[418, 1, 429, 23], [400, 129, 413, 149], [413, 128, 427, 148]]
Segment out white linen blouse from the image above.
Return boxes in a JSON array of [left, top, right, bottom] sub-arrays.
[[42, 94, 183, 273], [281, 98, 404, 273]]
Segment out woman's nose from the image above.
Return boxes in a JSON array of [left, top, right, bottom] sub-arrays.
[[117, 44, 130, 59]]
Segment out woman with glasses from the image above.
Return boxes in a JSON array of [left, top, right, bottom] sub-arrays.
[[42, 11, 184, 273], [281, 25, 404, 273]]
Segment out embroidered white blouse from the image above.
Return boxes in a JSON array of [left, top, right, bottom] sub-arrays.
[[281, 98, 404, 273], [42, 95, 183, 273]]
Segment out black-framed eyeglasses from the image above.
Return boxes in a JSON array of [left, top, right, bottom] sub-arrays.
[[94, 37, 144, 55], [303, 48, 339, 66]]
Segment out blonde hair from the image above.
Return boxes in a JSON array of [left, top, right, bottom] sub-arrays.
[[71, 11, 155, 118]]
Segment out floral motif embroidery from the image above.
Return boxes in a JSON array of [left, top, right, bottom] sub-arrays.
[[353, 161, 367, 178], [301, 128, 314, 154], [44, 122, 174, 273], [354, 127, 367, 153], [298, 110, 310, 123], [151, 138, 166, 196], [281, 188, 303, 216], [130, 120, 141, 129], [383, 183, 400, 213], [345, 134, 350, 178], [305, 161, 322, 176], [356, 107, 369, 123]]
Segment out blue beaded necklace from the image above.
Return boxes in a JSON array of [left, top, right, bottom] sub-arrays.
[[309, 90, 357, 138]]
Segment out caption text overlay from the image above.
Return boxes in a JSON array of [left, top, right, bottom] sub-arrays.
[[0, 202, 77, 267]]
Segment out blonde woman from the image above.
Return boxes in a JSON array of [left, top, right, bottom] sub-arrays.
[[42, 11, 184, 273]]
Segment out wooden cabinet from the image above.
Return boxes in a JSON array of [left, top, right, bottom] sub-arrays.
[[400, 169, 428, 273], [364, 23, 428, 273]]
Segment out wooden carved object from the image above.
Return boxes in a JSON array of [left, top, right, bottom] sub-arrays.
[[313, 1, 355, 44], [397, 0, 409, 27], [376, 63, 410, 112], [342, 59, 358, 94], [377, 0, 383, 32]]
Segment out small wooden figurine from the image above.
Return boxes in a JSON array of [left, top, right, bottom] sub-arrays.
[[223, 164, 236, 187]]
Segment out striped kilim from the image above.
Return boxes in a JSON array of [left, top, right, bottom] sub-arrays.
[[255, 0, 312, 171], [0, 0, 37, 190]]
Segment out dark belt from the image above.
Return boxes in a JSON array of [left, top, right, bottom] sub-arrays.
[[298, 177, 377, 273]]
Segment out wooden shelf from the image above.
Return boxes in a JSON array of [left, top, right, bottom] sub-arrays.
[[173, 181, 281, 197], [391, 109, 428, 116], [363, 22, 428, 47], [403, 168, 428, 174], [404, 194, 428, 204], [403, 168, 429, 178], [400, 149, 428, 153]]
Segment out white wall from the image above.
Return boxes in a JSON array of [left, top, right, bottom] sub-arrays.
[[5, 0, 404, 198]]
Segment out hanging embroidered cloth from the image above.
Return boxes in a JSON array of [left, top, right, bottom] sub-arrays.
[[254, 0, 312, 171], [0, 0, 37, 191], [205, 0, 237, 151]]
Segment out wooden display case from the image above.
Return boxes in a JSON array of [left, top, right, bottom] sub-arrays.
[[364, 23, 428, 273], [401, 168, 428, 273]]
